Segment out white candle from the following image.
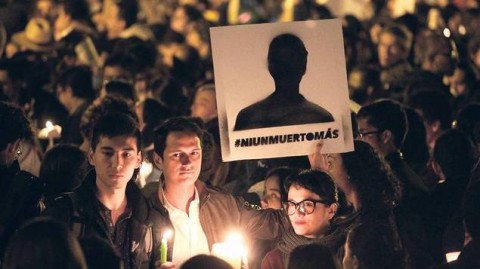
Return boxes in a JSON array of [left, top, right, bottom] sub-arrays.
[[211, 233, 247, 269]]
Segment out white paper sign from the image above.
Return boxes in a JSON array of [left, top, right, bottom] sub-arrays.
[[211, 19, 353, 161]]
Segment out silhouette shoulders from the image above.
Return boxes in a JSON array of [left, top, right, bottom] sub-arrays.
[[234, 92, 334, 130]]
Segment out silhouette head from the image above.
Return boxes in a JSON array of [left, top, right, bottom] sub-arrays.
[[268, 33, 308, 82]]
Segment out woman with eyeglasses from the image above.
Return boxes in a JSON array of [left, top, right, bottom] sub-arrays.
[[261, 169, 341, 269]]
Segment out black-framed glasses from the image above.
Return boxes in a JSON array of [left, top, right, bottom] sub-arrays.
[[358, 130, 382, 139], [284, 199, 327, 215]]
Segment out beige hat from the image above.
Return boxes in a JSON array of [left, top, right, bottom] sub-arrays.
[[11, 18, 54, 53]]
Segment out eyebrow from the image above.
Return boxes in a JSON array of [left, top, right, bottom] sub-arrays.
[[100, 146, 136, 151]]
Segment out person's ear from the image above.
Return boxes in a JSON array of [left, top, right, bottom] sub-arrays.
[[6, 139, 21, 156], [88, 150, 95, 166], [327, 203, 338, 220], [380, 129, 393, 145], [153, 152, 164, 170], [135, 151, 142, 169]]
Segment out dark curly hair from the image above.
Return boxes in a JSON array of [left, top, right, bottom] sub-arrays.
[[341, 140, 401, 215]]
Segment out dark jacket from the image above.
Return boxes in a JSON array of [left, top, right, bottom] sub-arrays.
[[43, 170, 153, 269], [148, 179, 291, 268], [430, 238, 480, 269], [0, 160, 42, 260]]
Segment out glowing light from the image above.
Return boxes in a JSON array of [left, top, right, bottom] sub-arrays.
[[443, 28, 451, 38], [458, 25, 466, 35], [212, 232, 247, 269], [46, 121, 53, 130]]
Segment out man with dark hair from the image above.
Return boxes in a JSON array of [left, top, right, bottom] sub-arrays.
[[103, 0, 153, 41], [0, 101, 42, 262], [56, 65, 95, 145], [234, 33, 334, 131], [149, 117, 290, 268], [43, 112, 154, 269]]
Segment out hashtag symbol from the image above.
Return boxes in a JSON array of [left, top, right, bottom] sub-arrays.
[[235, 139, 240, 147]]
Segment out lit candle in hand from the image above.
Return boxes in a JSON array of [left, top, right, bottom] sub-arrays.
[[160, 230, 172, 264]]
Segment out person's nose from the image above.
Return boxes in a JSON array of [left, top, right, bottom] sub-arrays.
[[295, 204, 306, 216], [180, 153, 191, 165], [112, 154, 123, 170]]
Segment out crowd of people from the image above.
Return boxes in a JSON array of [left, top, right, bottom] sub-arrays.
[[1, 0, 480, 268]]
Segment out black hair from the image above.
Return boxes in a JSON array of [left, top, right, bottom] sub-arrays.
[[0, 101, 33, 150], [3, 217, 87, 269], [264, 166, 299, 204], [79, 96, 137, 142], [60, 0, 90, 22], [40, 144, 88, 197], [153, 116, 203, 158], [340, 140, 401, 215], [455, 103, 480, 145], [357, 99, 408, 148], [105, 80, 135, 102], [287, 243, 339, 269], [113, 0, 138, 28], [284, 169, 337, 205], [180, 254, 232, 269], [406, 89, 452, 131], [56, 65, 95, 99], [433, 129, 477, 178], [90, 112, 141, 151], [346, 222, 405, 269]]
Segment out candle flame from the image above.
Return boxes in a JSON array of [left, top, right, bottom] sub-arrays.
[[46, 121, 53, 129], [163, 230, 172, 240]]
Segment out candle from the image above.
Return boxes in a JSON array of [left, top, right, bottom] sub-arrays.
[[160, 230, 172, 264], [160, 235, 167, 264], [46, 121, 55, 149], [46, 121, 54, 130], [212, 233, 247, 269]]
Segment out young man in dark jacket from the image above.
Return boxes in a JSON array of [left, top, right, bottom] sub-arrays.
[[44, 112, 154, 269]]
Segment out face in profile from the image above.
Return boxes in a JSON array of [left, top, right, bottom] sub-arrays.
[[287, 184, 336, 238]]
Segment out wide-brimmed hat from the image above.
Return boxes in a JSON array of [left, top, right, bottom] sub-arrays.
[[11, 18, 54, 53]]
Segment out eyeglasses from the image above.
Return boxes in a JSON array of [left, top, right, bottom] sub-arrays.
[[284, 199, 327, 215], [358, 130, 382, 139]]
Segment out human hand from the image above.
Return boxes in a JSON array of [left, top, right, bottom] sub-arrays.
[[155, 261, 175, 269], [308, 141, 329, 171]]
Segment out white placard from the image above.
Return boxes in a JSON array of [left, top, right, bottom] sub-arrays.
[[211, 19, 353, 161]]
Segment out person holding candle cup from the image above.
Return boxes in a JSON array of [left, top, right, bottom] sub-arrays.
[[148, 117, 291, 268]]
